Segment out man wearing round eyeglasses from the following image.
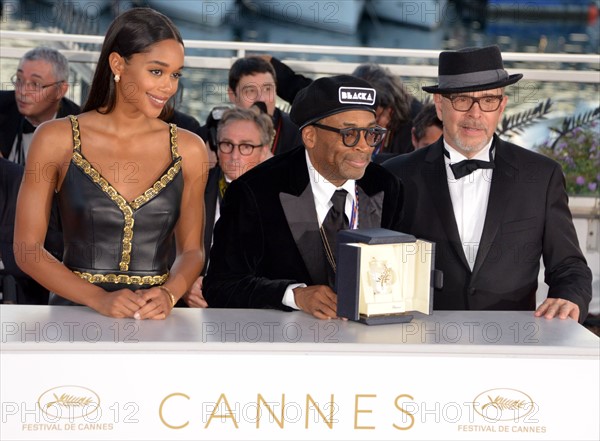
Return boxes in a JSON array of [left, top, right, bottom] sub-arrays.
[[204, 75, 403, 319], [384, 45, 591, 323], [0, 47, 80, 164], [181, 107, 273, 308], [216, 111, 273, 183]]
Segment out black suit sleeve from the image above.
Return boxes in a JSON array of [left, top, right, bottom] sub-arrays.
[[384, 173, 404, 233], [203, 179, 296, 310], [57, 97, 81, 117], [542, 164, 592, 320], [270, 57, 313, 104], [1, 159, 62, 304], [168, 110, 201, 133]]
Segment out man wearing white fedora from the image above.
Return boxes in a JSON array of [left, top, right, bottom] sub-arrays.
[[384, 45, 592, 323]]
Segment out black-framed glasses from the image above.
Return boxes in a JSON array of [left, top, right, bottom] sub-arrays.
[[442, 94, 504, 112], [11, 74, 64, 93], [312, 123, 387, 147], [217, 141, 263, 156]]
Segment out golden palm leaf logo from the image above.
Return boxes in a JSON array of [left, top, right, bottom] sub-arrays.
[[38, 386, 100, 420], [473, 388, 535, 422], [45, 393, 94, 409]]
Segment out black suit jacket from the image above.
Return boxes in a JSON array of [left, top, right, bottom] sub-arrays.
[[0, 159, 63, 303], [204, 147, 403, 310], [269, 56, 312, 104], [383, 136, 592, 321], [0, 159, 25, 275], [166, 109, 201, 133], [0, 91, 81, 158], [272, 107, 302, 155], [202, 166, 221, 274], [172, 166, 219, 308]]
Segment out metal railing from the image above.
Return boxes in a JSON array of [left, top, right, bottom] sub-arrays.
[[2, 29, 599, 80], [2, 29, 599, 123], [1, 29, 598, 308]]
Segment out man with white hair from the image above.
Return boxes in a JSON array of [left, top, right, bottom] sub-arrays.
[[384, 45, 592, 323], [0, 47, 80, 164]]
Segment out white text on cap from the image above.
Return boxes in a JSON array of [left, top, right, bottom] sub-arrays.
[[338, 87, 376, 106]]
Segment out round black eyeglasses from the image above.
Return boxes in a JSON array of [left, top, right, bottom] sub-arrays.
[[217, 141, 263, 156], [312, 123, 387, 147]]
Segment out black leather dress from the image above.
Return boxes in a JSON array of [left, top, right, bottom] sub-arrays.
[[50, 115, 183, 305]]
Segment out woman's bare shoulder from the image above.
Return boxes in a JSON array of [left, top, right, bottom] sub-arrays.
[[36, 115, 76, 136], [30, 115, 79, 159], [174, 126, 207, 159]]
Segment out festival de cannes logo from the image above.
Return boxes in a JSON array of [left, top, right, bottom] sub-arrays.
[[473, 388, 535, 422], [38, 386, 100, 420]]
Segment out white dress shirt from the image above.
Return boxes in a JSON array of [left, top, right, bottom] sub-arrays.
[[282, 151, 357, 309], [444, 139, 494, 270], [8, 114, 57, 163]]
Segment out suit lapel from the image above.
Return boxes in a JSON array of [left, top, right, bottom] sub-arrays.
[[277, 149, 390, 284], [279, 149, 328, 285], [472, 137, 517, 276], [423, 141, 471, 270], [357, 186, 383, 229], [280, 184, 328, 286], [202, 167, 220, 270]]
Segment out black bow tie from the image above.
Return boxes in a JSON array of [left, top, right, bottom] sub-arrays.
[[445, 145, 495, 179], [21, 118, 37, 134]]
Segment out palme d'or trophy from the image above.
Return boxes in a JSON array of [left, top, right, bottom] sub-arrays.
[[368, 257, 396, 298], [336, 228, 441, 325]]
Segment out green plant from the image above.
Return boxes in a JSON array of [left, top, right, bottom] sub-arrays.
[[537, 119, 600, 196]]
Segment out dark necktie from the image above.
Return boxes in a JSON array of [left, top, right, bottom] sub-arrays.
[[446, 145, 495, 179], [321, 189, 349, 286], [217, 172, 229, 202], [21, 118, 37, 134]]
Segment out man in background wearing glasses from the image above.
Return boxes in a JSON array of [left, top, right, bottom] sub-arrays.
[[1, 47, 75, 303], [204, 75, 403, 319], [384, 45, 591, 323], [0, 47, 80, 164], [181, 106, 273, 308]]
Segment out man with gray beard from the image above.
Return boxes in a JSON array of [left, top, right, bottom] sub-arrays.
[[383, 45, 591, 323]]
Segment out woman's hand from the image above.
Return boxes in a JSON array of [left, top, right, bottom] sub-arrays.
[[133, 286, 176, 320], [91, 288, 148, 318]]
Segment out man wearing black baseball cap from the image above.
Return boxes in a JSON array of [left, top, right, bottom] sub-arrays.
[[384, 45, 591, 323], [204, 75, 403, 319]]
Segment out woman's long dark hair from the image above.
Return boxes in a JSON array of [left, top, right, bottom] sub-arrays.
[[352, 63, 413, 134], [82, 7, 183, 117]]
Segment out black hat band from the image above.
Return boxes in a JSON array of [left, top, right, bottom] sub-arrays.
[[438, 69, 509, 90]]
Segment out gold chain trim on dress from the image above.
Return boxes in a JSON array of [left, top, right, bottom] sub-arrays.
[[74, 271, 169, 286], [130, 123, 181, 209], [130, 161, 181, 210], [68, 116, 181, 271], [169, 123, 181, 159], [69, 115, 82, 152], [69, 116, 134, 271]]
